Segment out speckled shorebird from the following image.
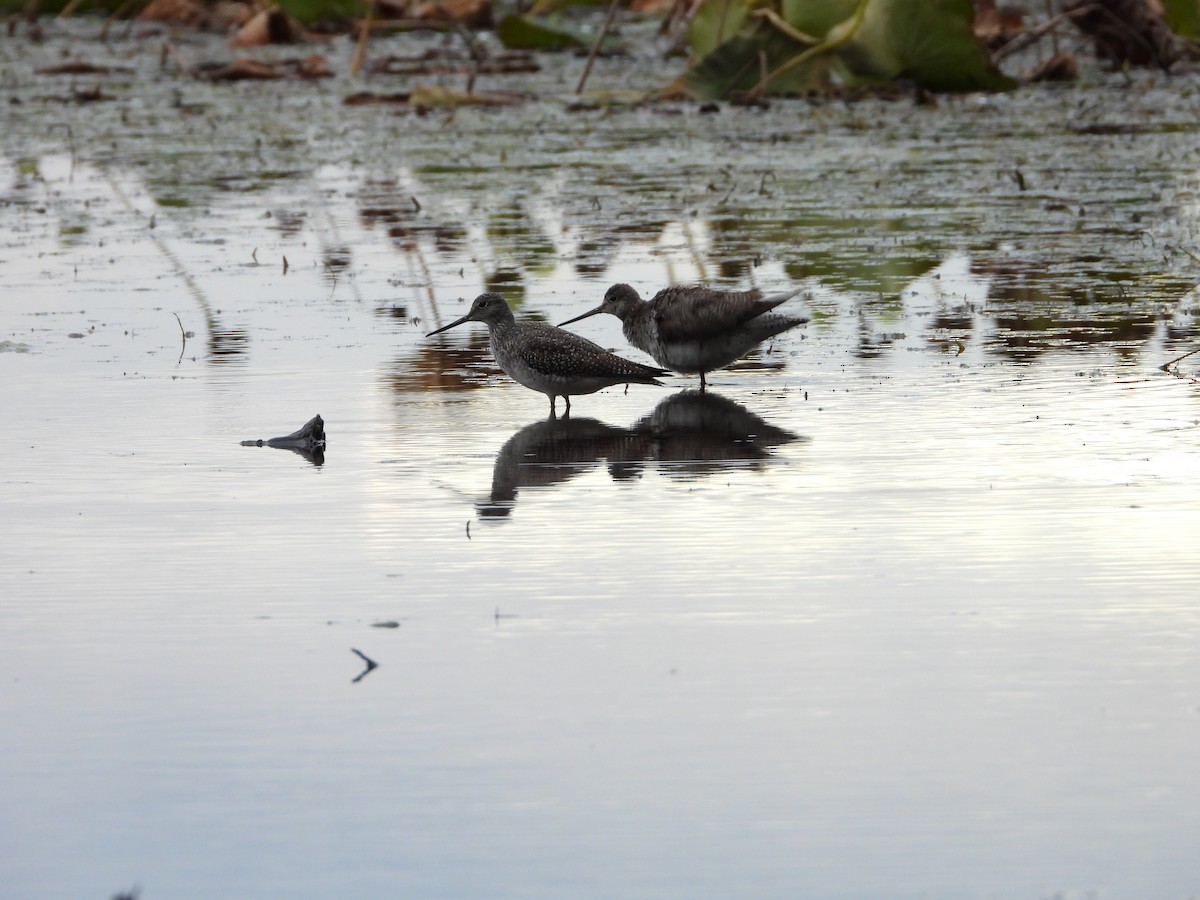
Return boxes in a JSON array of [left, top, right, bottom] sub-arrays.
[[426, 293, 669, 417], [558, 283, 808, 390]]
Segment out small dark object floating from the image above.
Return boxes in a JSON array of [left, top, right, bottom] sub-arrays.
[[240, 414, 325, 465]]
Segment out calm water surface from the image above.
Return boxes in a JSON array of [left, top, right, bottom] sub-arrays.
[[2, 21, 1200, 900]]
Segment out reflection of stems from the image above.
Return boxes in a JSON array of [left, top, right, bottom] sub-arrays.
[[403, 236, 440, 328], [750, 0, 866, 96], [576, 0, 621, 94], [104, 170, 218, 343], [47, 124, 75, 181], [682, 220, 707, 283], [173, 312, 187, 363], [308, 176, 364, 304], [324, 261, 339, 299]]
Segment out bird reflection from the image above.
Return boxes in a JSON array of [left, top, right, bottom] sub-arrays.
[[476, 391, 804, 519], [631, 389, 804, 479]]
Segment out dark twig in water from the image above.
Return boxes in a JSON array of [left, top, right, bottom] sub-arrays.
[[992, 6, 1096, 62], [453, 23, 489, 93], [576, 0, 621, 94], [1159, 346, 1200, 373], [173, 312, 188, 362], [1173, 244, 1200, 266], [351, 648, 379, 682]]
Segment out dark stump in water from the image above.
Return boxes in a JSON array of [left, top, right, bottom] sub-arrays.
[[240, 414, 326, 465]]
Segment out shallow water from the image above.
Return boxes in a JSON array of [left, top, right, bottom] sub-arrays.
[[2, 19, 1200, 900]]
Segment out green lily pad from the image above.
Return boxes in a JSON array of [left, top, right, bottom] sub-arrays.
[[496, 13, 592, 50], [831, 0, 1016, 90], [683, 0, 1014, 97], [683, 14, 828, 98], [1162, 0, 1200, 39]]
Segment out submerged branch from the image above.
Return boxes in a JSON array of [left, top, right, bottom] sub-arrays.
[[1159, 346, 1200, 373]]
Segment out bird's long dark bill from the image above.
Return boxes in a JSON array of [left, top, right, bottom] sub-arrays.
[[426, 314, 473, 337], [556, 306, 603, 327]]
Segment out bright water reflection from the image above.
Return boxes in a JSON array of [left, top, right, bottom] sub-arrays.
[[2, 24, 1200, 899]]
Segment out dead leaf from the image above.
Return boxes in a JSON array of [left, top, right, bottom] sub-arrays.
[[408, 84, 527, 109], [37, 61, 133, 75], [195, 58, 286, 81], [194, 54, 332, 81], [412, 0, 493, 27], [367, 50, 538, 75], [139, 0, 253, 30], [344, 90, 413, 105], [973, 0, 1026, 49], [1026, 50, 1078, 82], [231, 7, 304, 46]]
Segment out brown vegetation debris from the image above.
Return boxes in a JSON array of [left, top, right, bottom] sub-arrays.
[[194, 54, 332, 81], [629, 0, 676, 13], [373, 0, 492, 26], [728, 90, 770, 109], [343, 86, 525, 108], [231, 7, 306, 46], [366, 49, 538, 76], [194, 57, 284, 80], [412, 0, 492, 27], [409, 84, 527, 109], [1062, 0, 1177, 70], [36, 61, 133, 75], [344, 90, 413, 104], [139, 0, 253, 31], [1026, 50, 1079, 82], [973, 0, 1027, 50]]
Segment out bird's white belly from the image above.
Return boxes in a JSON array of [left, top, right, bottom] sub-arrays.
[[495, 345, 610, 397], [644, 333, 757, 374]]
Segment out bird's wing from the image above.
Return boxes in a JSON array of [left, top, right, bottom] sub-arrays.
[[652, 286, 794, 341], [517, 325, 665, 378]]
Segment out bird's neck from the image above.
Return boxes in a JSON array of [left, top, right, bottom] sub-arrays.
[[487, 311, 517, 338], [617, 302, 646, 324]]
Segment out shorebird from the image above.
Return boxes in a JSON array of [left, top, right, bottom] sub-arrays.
[[426, 293, 668, 417], [559, 283, 808, 390]]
